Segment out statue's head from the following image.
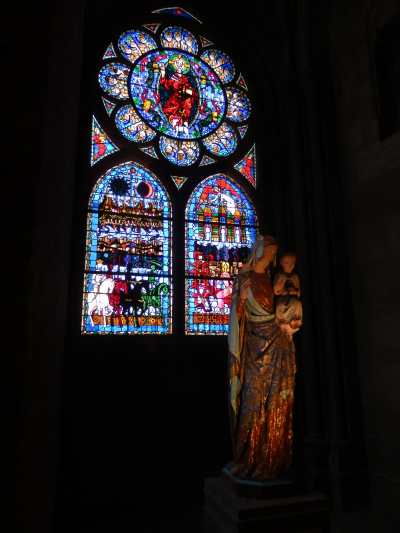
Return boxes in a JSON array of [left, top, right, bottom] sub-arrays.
[[255, 234, 278, 262], [279, 251, 297, 273], [240, 234, 278, 273]]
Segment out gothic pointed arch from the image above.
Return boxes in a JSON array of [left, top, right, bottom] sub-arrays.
[[185, 174, 258, 335]]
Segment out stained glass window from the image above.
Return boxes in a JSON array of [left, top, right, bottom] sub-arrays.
[[226, 88, 251, 123], [118, 30, 157, 63], [234, 145, 257, 187], [102, 97, 117, 116], [200, 49, 235, 84], [98, 63, 130, 100], [199, 155, 216, 166], [115, 105, 157, 142], [160, 26, 199, 54], [130, 49, 225, 140], [96, 23, 252, 174], [103, 42, 117, 60], [185, 174, 258, 335], [171, 175, 188, 189], [81, 162, 172, 335], [202, 122, 237, 157], [91, 116, 119, 166], [159, 137, 200, 166], [82, 8, 258, 336]]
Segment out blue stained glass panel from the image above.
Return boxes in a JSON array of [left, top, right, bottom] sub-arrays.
[[226, 87, 251, 123], [202, 122, 237, 157], [159, 137, 200, 166], [115, 105, 156, 142], [160, 26, 199, 54], [118, 30, 157, 64], [200, 49, 235, 84], [185, 174, 258, 335], [82, 162, 172, 335], [98, 63, 130, 100]]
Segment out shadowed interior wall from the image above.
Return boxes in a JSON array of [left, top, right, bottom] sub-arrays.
[[15, 4, 85, 533], [329, 1, 400, 531]]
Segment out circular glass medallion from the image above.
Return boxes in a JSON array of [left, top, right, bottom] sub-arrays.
[[130, 50, 226, 140], [200, 49, 235, 84], [98, 63, 130, 100], [118, 30, 157, 64], [226, 88, 251, 123], [160, 26, 199, 54], [202, 122, 237, 157], [159, 137, 200, 166], [115, 105, 156, 142]]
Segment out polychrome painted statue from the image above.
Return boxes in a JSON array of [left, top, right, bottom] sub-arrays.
[[273, 251, 303, 335], [227, 235, 301, 480]]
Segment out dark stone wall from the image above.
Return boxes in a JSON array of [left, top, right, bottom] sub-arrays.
[[329, 1, 400, 531], [15, 3, 85, 533]]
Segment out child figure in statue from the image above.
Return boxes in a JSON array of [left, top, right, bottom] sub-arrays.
[[273, 252, 302, 335]]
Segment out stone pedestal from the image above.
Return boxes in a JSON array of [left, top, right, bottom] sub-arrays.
[[204, 475, 330, 533]]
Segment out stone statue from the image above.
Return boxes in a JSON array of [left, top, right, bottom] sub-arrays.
[[226, 235, 301, 480]]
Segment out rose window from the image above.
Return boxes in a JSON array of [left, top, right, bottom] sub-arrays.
[[98, 26, 251, 167]]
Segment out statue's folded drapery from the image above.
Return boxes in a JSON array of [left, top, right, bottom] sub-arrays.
[[227, 272, 296, 480]]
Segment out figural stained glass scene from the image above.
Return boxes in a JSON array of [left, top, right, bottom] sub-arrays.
[[97, 21, 252, 168], [82, 162, 172, 334], [84, 7, 258, 336], [185, 175, 258, 334]]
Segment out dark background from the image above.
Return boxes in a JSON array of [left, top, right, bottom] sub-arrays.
[[14, 1, 400, 532]]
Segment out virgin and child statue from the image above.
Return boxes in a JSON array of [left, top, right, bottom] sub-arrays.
[[227, 235, 302, 481]]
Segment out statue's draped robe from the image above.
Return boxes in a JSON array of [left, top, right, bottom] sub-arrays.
[[228, 271, 296, 480]]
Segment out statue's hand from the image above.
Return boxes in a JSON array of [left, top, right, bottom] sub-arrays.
[[279, 323, 299, 337], [290, 319, 302, 331]]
